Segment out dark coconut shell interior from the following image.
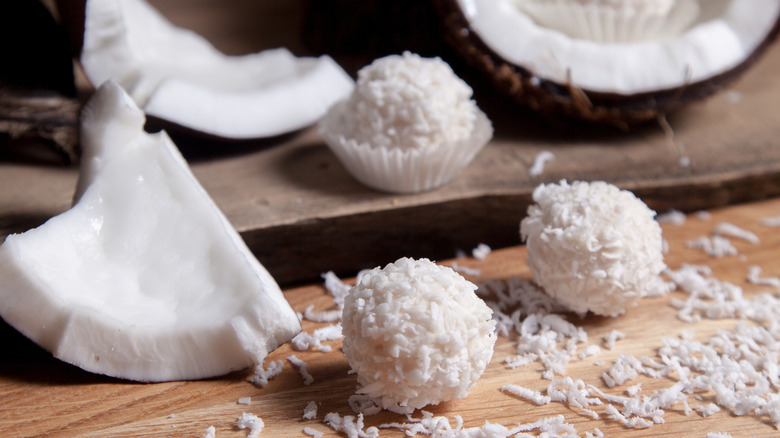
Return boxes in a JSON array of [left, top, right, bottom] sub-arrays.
[[433, 0, 780, 128]]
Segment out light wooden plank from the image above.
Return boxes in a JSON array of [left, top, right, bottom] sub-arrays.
[[1, 198, 780, 437]]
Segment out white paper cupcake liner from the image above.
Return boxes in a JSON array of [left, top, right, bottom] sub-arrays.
[[320, 104, 493, 194], [514, 0, 701, 43]]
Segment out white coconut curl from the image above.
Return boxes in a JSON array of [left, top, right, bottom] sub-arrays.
[[341, 257, 496, 414], [520, 180, 666, 317]]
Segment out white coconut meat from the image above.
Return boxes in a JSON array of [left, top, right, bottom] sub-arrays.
[[457, 0, 780, 94], [80, 0, 354, 139], [0, 81, 301, 381]]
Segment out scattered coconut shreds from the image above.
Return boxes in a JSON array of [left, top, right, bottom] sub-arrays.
[[500, 383, 552, 405], [747, 265, 780, 289], [237, 397, 251, 405], [547, 377, 602, 420], [287, 355, 314, 386], [291, 324, 343, 353], [602, 354, 645, 388], [378, 411, 586, 438], [472, 242, 492, 260], [666, 263, 780, 324], [686, 235, 738, 257], [202, 425, 216, 438], [528, 150, 555, 177], [696, 210, 713, 221], [449, 261, 482, 277], [250, 359, 283, 387], [303, 401, 318, 420], [348, 394, 382, 416], [302, 305, 342, 323], [303, 426, 325, 438], [707, 433, 733, 438], [625, 383, 643, 397], [321, 270, 352, 310], [236, 412, 264, 438], [577, 344, 601, 360], [760, 216, 780, 227], [323, 412, 379, 438], [656, 209, 686, 225], [477, 277, 585, 379], [602, 330, 626, 350], [698, 403, 721, 417], [713, 222, 760, 244]]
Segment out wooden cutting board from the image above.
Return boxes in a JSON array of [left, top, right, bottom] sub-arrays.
[[2, 197, 780, 437], [2, 1, 780, 287]]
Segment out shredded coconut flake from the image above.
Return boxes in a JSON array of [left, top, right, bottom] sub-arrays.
[[625, 383, 643, 397], [249, 359, 283, 387], [500, 383, 552, 405], [237, 397, 251, 405], [713, 222, 760, 244], [578, 344, 602, 359], [656, 209, 686, 225], [323, 412, 379, 438], [747, 265, 780, 289], [449, 262, 482, 277], [287, 355, 314, 386], [602, 330, 626, 350], [472, 243, 492, 260], [303, 401, 318, 420], [698, 403, 721, 417], [291, 324, 343, 353], [686, 235, 737, 257], [236, 413, 264, 438], [529, 150, 555, 177], [302, 426, 325, 438], [696, 210, 712, 221], [321, 271, 352, 311], [379, 411, 584, 438], [760, 216, 780, 227], [202, 425, 216, 438], [302, 305, 342, 323]]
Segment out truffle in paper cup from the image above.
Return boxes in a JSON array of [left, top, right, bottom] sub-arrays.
[[320, 103, 492, 194], [318, 52, 493, 194]]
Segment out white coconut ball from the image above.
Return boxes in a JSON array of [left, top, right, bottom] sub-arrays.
[[520, 180, 666, 317], [341, 257, 496, 414]]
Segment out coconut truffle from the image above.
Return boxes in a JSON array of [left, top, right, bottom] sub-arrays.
[[319, 51, 492, 193], [341, 257, 496, 414], [520, 180, 665, 317]]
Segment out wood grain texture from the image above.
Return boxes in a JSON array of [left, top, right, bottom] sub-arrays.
[[2, 198, 780, 437]]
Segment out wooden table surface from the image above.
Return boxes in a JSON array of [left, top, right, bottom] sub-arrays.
[[2, 197, 780, 437]]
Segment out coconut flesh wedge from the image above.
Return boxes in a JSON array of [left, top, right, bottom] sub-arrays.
[[0, 81, 301, 382], [80, 0, 354, 139], [436, 0, 780, 125]]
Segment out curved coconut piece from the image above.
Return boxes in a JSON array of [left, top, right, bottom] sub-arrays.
[[0, 81, 301, 382], [435, 0, 780, 125], [80, 0, 354, 139]]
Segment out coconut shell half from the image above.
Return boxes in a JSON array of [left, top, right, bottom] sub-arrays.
[[434, 0, 780, 127]]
